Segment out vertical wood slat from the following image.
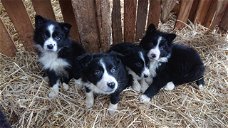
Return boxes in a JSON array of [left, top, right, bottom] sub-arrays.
[[0, 19, 17, 57], [194, 0, 212, 24], [124, 0, 137, 42], [175, 0, 194, 29], [147, 0, 161, 28], [135, 0, 149, 41], [95, 0, 112, 51], [219, 6, 228, 31], [161, 0, 177, 23], [59, 0, 80, 41], [31, 0, 55, 20], [71, 0, 100, 52], [2, 0, 34, 51], [112, 0, 123, 44], [204, 0, 228, 29], [188, 0, 200, 22]]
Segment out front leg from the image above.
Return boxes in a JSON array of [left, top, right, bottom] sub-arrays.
[[108, 93, 120, 115], [140, 79, 149, 93], [85, 87, 94, 108], [132, 77, 141, 92], [47, 70, 60, 98]]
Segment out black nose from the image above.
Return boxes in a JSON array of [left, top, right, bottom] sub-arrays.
[[151, 54, 156, 58], [144, 74, 148, 78], [47, 44, 53, 49], [107, 82, 115, 89]]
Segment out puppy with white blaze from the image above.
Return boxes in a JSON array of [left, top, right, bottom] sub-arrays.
[[77, 53, 132, 114], [109, 43, 150, 93], [139, 24, 205, 103], [34, 15, 85, 98]]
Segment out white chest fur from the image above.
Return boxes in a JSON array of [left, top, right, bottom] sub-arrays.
[[38, 51, 70, 75]]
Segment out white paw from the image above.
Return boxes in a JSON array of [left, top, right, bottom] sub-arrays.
[[85, 92, 94, 108], [139, 94, 150, 103], [48, 89, 59, 98], [62, 83, 69, 91], [108, 103, 118, 115], [198, 84, 204, 90], [74, 79, 83, 89], [164, 82, 175, 91]]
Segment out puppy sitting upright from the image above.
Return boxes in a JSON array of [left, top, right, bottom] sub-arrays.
[[109, 43, 150, 93], [34, 15, 85, 98], [139, 24, 205, 103], [77, 53, 132, 114]]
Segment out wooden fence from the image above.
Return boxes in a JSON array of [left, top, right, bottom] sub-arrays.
[[0, 0, 228, 57]]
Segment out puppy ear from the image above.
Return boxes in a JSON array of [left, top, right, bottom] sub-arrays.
[[166, 33, 176, 45], [35, 15, 46, 28], [77, 54, 93, 67], [146, 24, 156, 35], [59, 23, 72, 34]]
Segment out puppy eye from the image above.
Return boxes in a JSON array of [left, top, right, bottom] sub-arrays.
[[94, 70, 101, 76], [135, 62, 142, 67], [55, 36, 61, 41], [110, 67, 116, 73]]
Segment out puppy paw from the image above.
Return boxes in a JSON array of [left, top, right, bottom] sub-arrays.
[[48, 89, 59, 98], [62, 83, 69, 91], [74, 79, 83, 89], [86, 98, 94, 109], [198, 84, 204, 90], [108, 103, 118, 115], [164, 82, 175, 91], [139, 94, 150, 103]]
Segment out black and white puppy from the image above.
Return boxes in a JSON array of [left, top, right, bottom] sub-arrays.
[[77, 53, 132, 114], [139, 24, 205, 103], [34, 15, 85, 98], [109, 43, 150, 93]]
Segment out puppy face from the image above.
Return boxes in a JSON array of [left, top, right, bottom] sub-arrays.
[[34, 15, 71, 52], [80, 54, 121, 93], [140, 24, 176, 61]]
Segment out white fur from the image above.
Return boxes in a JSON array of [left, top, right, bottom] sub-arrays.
[[164, 82, 175, 91], [108, 103, 118, 115], [85, 91, 94, 108], [132, 78, 141, 92], [48, 80, 60, 98], [147, 36, 162, 60], [44, 25, 58, 51], [140, 79, 149, 93], [139, 52, 150, 77], [74, 78, 83, 89], [139, 94, 150, 103], [198, 84, 204, 90], [62, 83, 69, 91]]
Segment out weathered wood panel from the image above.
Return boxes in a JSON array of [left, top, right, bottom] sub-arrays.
[[135, 0, 149, 41], [59, 0, 80, 41], [189, 0, 199, 22], [175, 0, 194, 29], [147, 0, 161, 28], [0, 19, 17, 57], [112, 0, 123, 44], [71, 0, 100, 52], [31, 0, 55, 20], [124, 0, 137, 42], [194, 0, 212, 24], [219, 6, 228, 31], [161, 0, 177, 23], [95, 0, 112, 51], [2, 0, 34, 51]]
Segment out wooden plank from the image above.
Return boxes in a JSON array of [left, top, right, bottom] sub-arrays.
[[31, 0, 55, 20], [71, 0, 100, 52], [161, 0, 177, 23], [175, 0, 194, 29], [219, 6, 228, 31], [112, 0, 123, 44], [95, 0, 112, 51], [194, 0, 212, 24], [2, 0, 34, 51], [189, 0, 200, 22], [135, 0, 149, 41], [204, 0, 228, 29], [124, 0, 137, 42], [147, 0, 161, 28], [0, 19, 17, 57], [59, 0, 80, 41]]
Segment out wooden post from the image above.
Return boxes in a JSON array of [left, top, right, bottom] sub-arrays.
[[219, 6, 228, 31], [188, 0, 200, 22], [95, 0, 112, 51], [59, 0, 80, 41], [112, 0, 123, 44], [0, 19, 17, 57], [194, 0, 212, 24], [2, 0, 34, 51], [31, 0, 55, 20], [147, 0, 161, 28], [175, 0, 194, 29], [71, 0, 100, 52], [124, 0, 137, 42], [161, 0, 177, 23], [135, 0, 149, 41]]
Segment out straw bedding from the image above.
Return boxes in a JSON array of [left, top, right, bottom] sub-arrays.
[[0, 0, 228, 127]]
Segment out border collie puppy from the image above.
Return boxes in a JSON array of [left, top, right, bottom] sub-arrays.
[[34, 15, 85, 98], [139, 24, 205, 103], [109, 43, 150, 92], [77, 53, 132, 114]]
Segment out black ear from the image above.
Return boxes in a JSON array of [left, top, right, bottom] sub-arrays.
[[146, 24, 156, 35], [59, 23, 72, 34], [35, 15, 46, 28], [165, 33, 176, 44], [76, 54, 93, 67]]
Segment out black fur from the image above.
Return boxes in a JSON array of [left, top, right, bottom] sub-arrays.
[[0, 108, 11, 128]]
